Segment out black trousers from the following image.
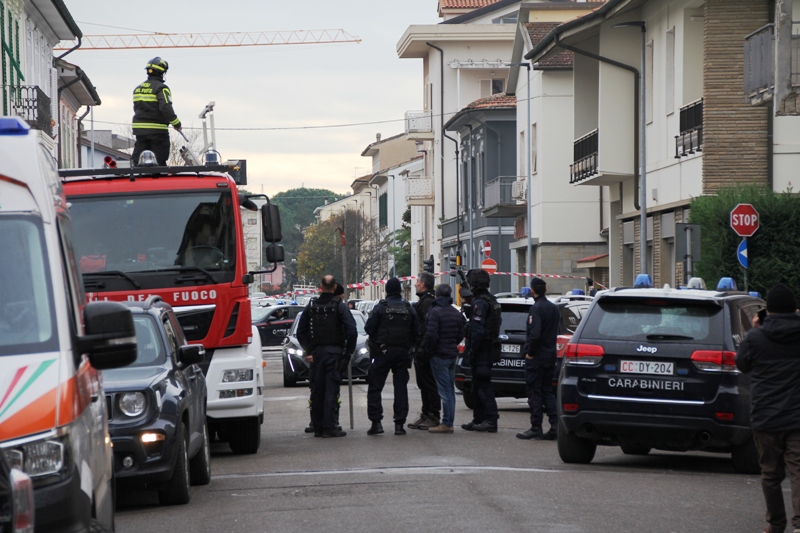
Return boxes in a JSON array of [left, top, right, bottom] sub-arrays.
[[753, 429, 800, 532], [470, 359, 498, 424], [525, 358, 558, 429], [133, 133, 170, 166], [367, 346, 410, 423], [309, 347, 342, 430], [414, 353, 441, 419]]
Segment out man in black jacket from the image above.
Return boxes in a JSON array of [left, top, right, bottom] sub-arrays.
[[132, 57, 181, 166], [365, 278, 418, 436], [518, 277, 560, 440], [408, 272, 441, 430], [422, 284, 465, 433], [737, 283, 800, 533], [296, 275, 357, 438]]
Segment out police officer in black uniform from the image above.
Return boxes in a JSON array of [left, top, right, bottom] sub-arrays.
[[517, 277, 561, 440], [461, 269, 501, 433], [365, 278, 418, 436], [407, 272, 441, 430], [296, 275, 357, 438], [132, 57, 181, 166]]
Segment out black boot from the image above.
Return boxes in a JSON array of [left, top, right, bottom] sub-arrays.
[[516, 427, 544, 440], [461, 420, 478, 431], [543, 426, 558, 441], [394, 422, 406, 436], [367, 421, 384, 435], [473, 420, 498, 433], [322, 428, 347, 438], [304, 421, 315, 434]]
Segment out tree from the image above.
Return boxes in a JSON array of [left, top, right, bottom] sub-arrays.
[[387, 206, 412, 277], [167, 128, 204, 166]]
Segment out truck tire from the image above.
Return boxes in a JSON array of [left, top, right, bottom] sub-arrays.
[[557, 419, 596, 464], [189, 419, 212, 486], [158, 423, 191, 505], [229, 417, 261, 455], [732, 436, 761, 475]]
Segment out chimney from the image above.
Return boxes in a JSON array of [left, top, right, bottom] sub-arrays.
[[376, 133, 381, 142]]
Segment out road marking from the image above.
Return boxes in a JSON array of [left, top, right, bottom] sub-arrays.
[[213, 465, 566, 480], [264, 396, 309, 402]]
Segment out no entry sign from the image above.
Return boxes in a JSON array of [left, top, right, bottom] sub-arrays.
[[730, 204, 759, 237]]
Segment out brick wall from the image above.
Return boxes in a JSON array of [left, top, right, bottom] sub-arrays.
[[703, 0, 770, 192]]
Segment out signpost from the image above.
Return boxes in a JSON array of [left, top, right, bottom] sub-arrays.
[[480, 258, 497, 274], [730, 204, 758, 292]]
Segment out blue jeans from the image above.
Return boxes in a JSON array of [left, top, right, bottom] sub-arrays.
[[430, 356, 456, 426]]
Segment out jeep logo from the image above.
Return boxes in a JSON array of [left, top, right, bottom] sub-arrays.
[[636, 345, 657, 353]]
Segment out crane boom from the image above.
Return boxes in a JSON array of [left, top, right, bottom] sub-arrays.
[[54, 29, 361, 50]]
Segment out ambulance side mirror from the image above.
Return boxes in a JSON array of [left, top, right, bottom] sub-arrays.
[[78, 302, 138, 369]]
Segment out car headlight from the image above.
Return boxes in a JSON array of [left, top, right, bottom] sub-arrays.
[[119, 392, 147, 417], [286, 347, 304, 357], [222, 369, 254, 382], [3, 431, 71, 486], [358, 347, 369, 355]]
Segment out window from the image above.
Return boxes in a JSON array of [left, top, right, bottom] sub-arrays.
[[480, 78, 505, 98], [378, 192, 388, 228], [247, 216, 257, 225], [646, 40, 654, 124], [492, 12, 518, 24], [666, 28, 675, 115]]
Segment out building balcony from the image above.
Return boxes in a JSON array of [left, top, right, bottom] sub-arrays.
[[3, 85, 52, 132], [483, 176, 526, 218], [405, 175, 434, 206], [570, 129, 598, 184], [744, 24, 774, 105], [675, 99, 703, 158], [404, 110, 433, 141]]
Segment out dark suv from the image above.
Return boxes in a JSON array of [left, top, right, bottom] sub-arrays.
[[455, 295, 591, 407], [557, 284, 764, 473], [102, 297, 210, 505], [252, 304, 303, 347]]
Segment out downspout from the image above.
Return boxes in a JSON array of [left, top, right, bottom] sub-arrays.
[[55, 35, 81, 62], [554, 35, 641, 211], [426, 43, 446, 227], [76, 105, 90, 167], [443, 131, 461, 254]]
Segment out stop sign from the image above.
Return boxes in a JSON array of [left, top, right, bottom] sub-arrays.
[[730, 203, 760, 237], [480, 258, 497, 274]]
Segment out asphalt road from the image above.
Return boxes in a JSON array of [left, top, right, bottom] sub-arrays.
[[115, 347, 775, 533]]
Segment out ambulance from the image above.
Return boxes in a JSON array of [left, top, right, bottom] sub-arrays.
[[0, 117, 137, 532]]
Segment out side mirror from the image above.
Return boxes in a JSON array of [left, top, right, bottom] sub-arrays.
[[261, 203, 282, 242], [178, 344, 205, 366], [265, 244, 284, 264], [78, 302, 137, 370]]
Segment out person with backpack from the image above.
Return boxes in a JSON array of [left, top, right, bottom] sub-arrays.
[[364, 278, 418, 436]]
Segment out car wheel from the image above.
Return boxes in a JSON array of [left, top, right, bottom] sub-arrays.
[[462, 388, 475, 410], [557, 419, 596, 464], [189, 418, 212, 486], [620, 445, 651, 456], [228, 417, 261, 455], [158, 423, 191, 505], [732, 435, 761, 475]]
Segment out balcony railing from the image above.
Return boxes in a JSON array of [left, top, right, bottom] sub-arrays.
[[406, 175, 434, 206], [405, 110, 432, 134], [483, 176, 525, 218], [570, 129, 598, 184], [744, 23, 774, 100], [3, 85, 52, 132], [675, 99, 703, 158]]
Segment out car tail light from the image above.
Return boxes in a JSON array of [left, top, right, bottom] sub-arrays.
[[563, 403, 579, 412], [715, 412, 735, 421], [690, 350, 739, 373], [457, 339, 465, 354], [556, 334, 572, 358], [10, 468, 34, 533], [564, 343, 604, 366]]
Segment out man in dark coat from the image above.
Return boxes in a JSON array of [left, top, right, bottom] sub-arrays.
[[737, 283, 800, 533], [422, 283, 466, 433], [408, 271, 441, 430], [518, 277, 561, 440], [296, 275, 357, 438], [365, 278, 418, 436]]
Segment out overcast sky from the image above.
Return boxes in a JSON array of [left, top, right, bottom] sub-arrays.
[[66, 1, 439, 195]]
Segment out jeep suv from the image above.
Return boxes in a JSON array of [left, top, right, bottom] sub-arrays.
[[103, 297, 210, 505], [557, 284, 764, 473]]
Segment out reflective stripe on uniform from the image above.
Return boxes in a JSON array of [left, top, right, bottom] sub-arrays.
[[132, 122, 169, 130], [133, 95, 158, 102], [170, 118, 181, 126], [163, 87, 171, 104]]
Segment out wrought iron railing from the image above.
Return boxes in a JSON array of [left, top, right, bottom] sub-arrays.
[[675, 99, 703, 158], [570, 129, 598, 184], [3, 85, 51, 131], [484, 176, 516, 208], [744, 23, 774, 97]]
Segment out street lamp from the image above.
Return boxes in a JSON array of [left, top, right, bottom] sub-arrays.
[[614, 21, 648, 276], [507, 61, 532, 281]]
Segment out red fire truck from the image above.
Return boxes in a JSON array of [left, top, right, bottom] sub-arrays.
[[60, 162, 283, 454]]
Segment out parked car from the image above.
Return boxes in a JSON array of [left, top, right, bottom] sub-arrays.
[[253, 304, 303, 347], [282, 310, 371, 387], [103, 297, 210, 505], [0, 452, 35, 533], [357, 300, 378, 316], [557, 278, 764, 473], [455, 296, 592, 408]]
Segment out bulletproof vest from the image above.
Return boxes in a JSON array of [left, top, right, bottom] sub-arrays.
[[308, 299, 345, 347], [475, 292, 502, 359], [374, 299, 414, 347]]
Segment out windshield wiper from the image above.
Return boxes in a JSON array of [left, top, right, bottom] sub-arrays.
[[646, 334, 694, 341], [82, 270, 141, 289], [170, 266, 216, 284]]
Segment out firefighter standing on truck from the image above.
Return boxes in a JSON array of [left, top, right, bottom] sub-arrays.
[[132, 57, 181, 166]]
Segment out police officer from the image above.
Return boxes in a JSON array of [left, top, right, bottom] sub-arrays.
[[365, 277, 418, 436], [132, 57, 181, 166], [517, 277, 560, 440], [461, 269, 501, 433], [407, 272, 441, 430], [296, 275, 357, 438]]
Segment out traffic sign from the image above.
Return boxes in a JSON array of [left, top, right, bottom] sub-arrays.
[[482, 240, 492, 257], [730, 203, 759, 237], [480, 258, 497, 274], [737, 239, 748, 269]]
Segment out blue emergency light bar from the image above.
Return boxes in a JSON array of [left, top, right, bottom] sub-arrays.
[[717, 277, 738, 290], [634, 274, 653, 288], [0, 117, 30, 135]]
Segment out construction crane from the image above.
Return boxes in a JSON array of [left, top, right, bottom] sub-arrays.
[[54, 29, 361, 50]]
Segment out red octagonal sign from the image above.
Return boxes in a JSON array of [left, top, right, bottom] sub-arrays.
[[730, 203, 759, 237]]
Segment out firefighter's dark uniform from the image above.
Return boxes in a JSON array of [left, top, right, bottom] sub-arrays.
[[465, 289, 501, 431], [364, 294, 418, 430], [296, 293, 357, 437], [132, 73, 181, 166]]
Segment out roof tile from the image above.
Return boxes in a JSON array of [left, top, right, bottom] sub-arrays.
[[439, 0, 499, 8], [526, 22, 573, 67], [464, 92, 516, 110]]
